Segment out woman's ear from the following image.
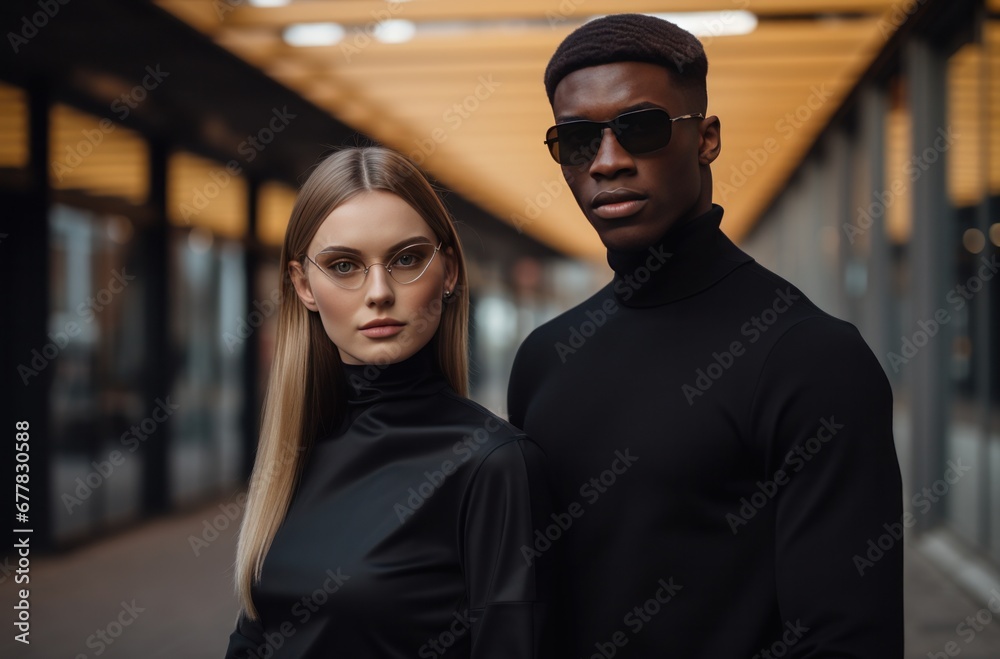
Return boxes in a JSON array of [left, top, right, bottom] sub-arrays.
[[288, 260, 319, 312], [442, 246, 459, 295]]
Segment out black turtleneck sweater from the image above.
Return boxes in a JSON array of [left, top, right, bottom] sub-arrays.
[[225, 345, 550, 658], [508, 205, 902, 658]]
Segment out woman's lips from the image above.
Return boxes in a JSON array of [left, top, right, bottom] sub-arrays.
[[359, 323, 405, 338]]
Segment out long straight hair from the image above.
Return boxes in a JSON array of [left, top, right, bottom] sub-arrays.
[[235, 147, 470, 619]]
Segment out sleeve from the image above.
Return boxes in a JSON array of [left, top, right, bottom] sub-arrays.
[[223, 611, 266, 659], [750, 317, 903, 657], [460, 437, 551, 658]]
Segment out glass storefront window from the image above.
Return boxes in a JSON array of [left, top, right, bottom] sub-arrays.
[[48, 205, 145, 542], [883, 75, 914, 394], [942, 19, 1000, 558], [985, 14, 1000, 564], [169, 230, 247, 505]]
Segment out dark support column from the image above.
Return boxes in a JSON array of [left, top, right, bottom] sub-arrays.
[[242, 181, 260, 481], [2, 81, 54, 551], [973, 5, 994, 551], [906, 38, 951, 532], [858, 85, 892, 369], [141, 141, 171, 515], [27, 80, 52, 551], [830, 128, 852, 319]]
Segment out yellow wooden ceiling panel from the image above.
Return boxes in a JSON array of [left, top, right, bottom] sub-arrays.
[[156, 0, 902, 257], [0, 81, 28, 169], [50, 105, 148, 204], [203, 0, 898, 28], [258, 181, 297, 247], [167, 151, 248, 238]]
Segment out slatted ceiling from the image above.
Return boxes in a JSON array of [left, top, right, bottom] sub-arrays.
[[49, 105, 148, 204], [992, 21, 1000, 197], [949, 44, 984, 208], [210, 0, 899, 26], [167, 151, 248, 238], [0, 82, 28, 169], [721, 16, 893, 236], [948, 39, 1000, 207], [258, 181, 297, 247], [214, 27, 279, 54], [884, 102, 913, 245], [320, 60, 543, 79], [216, 18, 878, 64], [155, 1, 910, 258], [147, 0, 200, 28], [263, 58, 316, 80]]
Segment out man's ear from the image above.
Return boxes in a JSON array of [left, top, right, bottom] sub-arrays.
[[699, 115, 721, 166], [442, 247, 459, 295], [288, 260, 319, 312]]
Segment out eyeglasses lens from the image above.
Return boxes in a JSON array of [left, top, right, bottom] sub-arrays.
[[312, 243, 439, 289]]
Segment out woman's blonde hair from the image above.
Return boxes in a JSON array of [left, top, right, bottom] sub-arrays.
[[234, 147, 470, 618]]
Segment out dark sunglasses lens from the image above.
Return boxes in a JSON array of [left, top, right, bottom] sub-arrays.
[[548, 110, 676, 164], [545, 126, 561, 162], [553, 123, 603, 166], [615, 110, 672, 154]]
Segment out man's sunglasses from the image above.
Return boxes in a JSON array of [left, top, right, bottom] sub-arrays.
[[544, 108, 704, 166]]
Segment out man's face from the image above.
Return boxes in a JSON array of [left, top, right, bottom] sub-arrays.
[[551, 61, 720, 252]]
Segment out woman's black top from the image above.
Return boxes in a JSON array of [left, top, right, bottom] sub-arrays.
[[225, 345, 549, 658]]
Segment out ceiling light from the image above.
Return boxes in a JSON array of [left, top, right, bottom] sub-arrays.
[[283, 23, 346, 47], [248, 0, 291, 7], [374, 19, 416, 44], [646, 11, 758, 37]]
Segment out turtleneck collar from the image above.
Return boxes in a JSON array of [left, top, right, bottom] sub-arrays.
[[340, 342, 448, 406], [607, 204, 753, 308]]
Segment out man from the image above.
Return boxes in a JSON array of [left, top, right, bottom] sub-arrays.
[[508, 14, 902, 658]]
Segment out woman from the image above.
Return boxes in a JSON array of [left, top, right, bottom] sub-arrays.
[[224, 147, 549, 658]]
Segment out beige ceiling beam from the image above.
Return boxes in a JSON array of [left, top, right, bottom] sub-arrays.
[[217, 21, 878, 63], [214, 0, 896, 29], [317, 59, 851, 84], [274, 60, 855, 87], [336, 77, 852, 99], [154, 0, 896, 255]]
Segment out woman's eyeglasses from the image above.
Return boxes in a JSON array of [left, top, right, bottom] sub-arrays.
[[305, 242, 442, 290], [543, 108, 704, 166]]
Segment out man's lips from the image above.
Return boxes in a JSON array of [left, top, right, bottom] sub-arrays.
[[591, 188, 648, 220]]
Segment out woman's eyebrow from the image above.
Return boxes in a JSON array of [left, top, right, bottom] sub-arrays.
[[316, 235, 435, 255]]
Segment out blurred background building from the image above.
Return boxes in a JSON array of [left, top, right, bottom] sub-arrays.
[[0, 0, 998, 656]]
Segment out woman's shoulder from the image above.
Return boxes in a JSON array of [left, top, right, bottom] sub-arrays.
[[432, 388, 544, 471], [434, 388, 527, 439]]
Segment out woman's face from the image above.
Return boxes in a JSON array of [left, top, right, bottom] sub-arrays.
[[289, 190, 458, 366]]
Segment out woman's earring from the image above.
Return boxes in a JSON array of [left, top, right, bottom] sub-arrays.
[[443, 290, 452, 299]]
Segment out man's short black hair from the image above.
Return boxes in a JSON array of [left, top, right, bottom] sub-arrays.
[[544, 13, 708, 109]]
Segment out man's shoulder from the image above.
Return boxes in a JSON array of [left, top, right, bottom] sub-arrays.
[[709, 258, 885, 370], [737, 268, 885, 381], [725, 259, 836, 323]]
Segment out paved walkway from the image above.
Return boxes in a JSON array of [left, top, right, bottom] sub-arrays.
[[1, 497, 999, 658]]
